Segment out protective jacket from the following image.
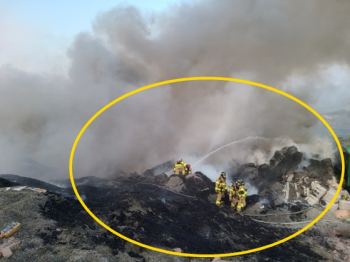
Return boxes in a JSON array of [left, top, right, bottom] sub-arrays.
[[229, 186, 237, 199], [237, 186, 247, 198], [215, 179, 227, 193], [174, 163, 183, 171], [174, 160, 186, 170]]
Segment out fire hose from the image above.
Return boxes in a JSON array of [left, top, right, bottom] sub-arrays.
[[140, 182, 197, 199], [242, 206, 314, 217], [249, 218, 344, 225]]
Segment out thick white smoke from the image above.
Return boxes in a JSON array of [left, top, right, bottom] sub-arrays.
[[0, 0, 349, 180]]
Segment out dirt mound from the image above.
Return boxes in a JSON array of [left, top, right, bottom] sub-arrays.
[[0, 177, 19, 188], [0, 174, 62, 192]]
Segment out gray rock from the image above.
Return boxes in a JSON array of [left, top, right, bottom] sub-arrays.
[[165, 175, 185, 193]]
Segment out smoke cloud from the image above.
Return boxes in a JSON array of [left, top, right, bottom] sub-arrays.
[[0, 0, 349, 180]]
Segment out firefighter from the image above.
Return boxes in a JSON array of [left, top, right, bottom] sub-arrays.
[[229, 182, 239, 209], [215, 172, 227, 207], [236, 180, 248, 212], [174, 159, 183, 174], [178, 159, 192, 175], [174, 159, 188, 175], [185, 164, 192, 175]]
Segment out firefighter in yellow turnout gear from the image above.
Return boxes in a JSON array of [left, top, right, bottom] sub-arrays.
[[236, 179, 247, 212], [215, 172, 227, 207], [229, 182, 239, 209], [173, 159, 189, 175]]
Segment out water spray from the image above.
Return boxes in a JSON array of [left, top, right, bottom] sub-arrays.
[[192, 136, 289, 168]]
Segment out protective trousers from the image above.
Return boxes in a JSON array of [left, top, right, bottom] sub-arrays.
[[237, 197, 246, 212], [230, 196, 238, 208], [216, 191, 225, 206]]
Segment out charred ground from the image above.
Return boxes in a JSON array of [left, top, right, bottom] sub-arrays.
[[42, 174, 320, 259], [1, 146, 348, 261], [36, 172, 322, 260]]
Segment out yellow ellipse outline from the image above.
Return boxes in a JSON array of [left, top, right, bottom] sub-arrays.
[[69, 77, 345, 257]]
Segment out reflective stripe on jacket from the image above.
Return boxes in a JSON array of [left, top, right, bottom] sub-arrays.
[[237, 186, 247, 198], [229, 187, 237, 198], [215, 179, 227, 192], [174, 163, 185, 171]]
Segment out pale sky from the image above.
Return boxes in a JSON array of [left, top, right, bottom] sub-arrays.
[[0, 0, 183, 72]]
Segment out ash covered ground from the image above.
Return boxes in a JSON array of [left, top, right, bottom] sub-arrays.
[[0, 146, 350, 261]]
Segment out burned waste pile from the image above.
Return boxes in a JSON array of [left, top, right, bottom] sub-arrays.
[[1, 145, 349, 261], [232, 146, 350, 213], [37, 172, 323, 260]]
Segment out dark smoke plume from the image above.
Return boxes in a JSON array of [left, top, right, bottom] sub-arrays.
[[0, 0, 349, 180]]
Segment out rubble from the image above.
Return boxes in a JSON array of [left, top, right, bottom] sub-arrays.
[[339, 197, 350, 210], [333, 210, 350, 220], [324, 237, 350, 261], [29, 188, 48, 193], [0, 222, 21, 239], [164, 175, 185, 193], [0, 237, 21, 258], [0, 185, 48, 194], [233, 146, 350, 218]]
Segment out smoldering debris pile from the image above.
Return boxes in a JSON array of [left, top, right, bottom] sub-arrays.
[[231, 146, 350, 221], [283, 169, 350, 212], [0, 172, 326, 261], [1, 144, 350, 260]]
